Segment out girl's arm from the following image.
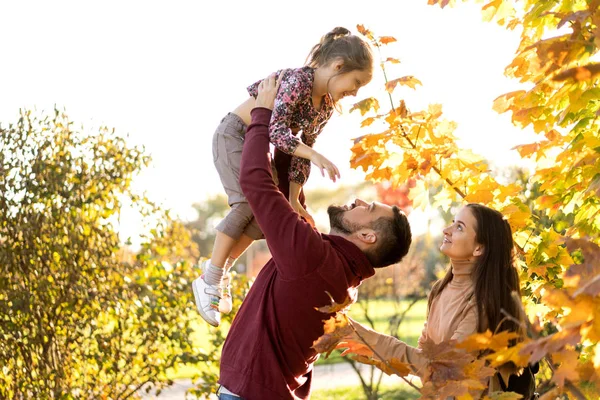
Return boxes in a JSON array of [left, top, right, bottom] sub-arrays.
[[248, 70, 340, 185]]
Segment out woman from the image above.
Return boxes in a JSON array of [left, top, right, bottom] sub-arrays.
[[338, 203, 536, 397]]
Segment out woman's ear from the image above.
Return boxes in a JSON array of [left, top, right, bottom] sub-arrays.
[[473, 244, 484, 257]]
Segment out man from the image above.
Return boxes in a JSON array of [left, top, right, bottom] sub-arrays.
[[215, 75, 412, 399]]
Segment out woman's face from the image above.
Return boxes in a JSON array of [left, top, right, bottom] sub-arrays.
[[440, 206, 483, 260]]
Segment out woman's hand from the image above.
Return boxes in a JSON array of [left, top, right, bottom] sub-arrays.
[[255, 73, 280, 110], [290, 198, 316, 227], [310, 151, 340, 183]]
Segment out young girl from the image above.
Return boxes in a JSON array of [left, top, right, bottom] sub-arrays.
[[193, 27, 374, 327], [338, 204, 537, 398]]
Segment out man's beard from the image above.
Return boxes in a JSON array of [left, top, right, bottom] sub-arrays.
[[327, 205, 362, 235]]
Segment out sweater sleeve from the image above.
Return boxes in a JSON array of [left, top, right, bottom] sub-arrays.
[[239, 107, 326, 279], [350, 320, 430, 378]]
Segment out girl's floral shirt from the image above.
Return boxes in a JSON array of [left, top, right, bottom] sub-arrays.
[[247, 66, 334, 185]]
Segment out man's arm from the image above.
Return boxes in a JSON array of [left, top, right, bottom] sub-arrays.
[[239, 77, 326, 280]]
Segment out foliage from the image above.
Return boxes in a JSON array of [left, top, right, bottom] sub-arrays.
[[317, 4, 600, 397], [0, 108, 207, 399]]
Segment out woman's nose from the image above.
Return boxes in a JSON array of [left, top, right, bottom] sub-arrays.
[[355, 198, 367, 206]]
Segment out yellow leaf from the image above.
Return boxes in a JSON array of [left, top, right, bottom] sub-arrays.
[[386, 76, 422, 93], [349, 97, 380, 116]]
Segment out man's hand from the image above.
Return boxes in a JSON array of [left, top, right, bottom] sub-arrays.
[[255, 73, 280, 110], [310, 151, 340, 183]]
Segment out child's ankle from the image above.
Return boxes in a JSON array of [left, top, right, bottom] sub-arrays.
[[203, 260, 224, 286]]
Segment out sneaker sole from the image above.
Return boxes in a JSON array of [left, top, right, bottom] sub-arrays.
[[192, 278, 219, 327]]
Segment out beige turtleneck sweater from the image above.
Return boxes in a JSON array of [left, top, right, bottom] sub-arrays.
[[352, 261, 478, 377]]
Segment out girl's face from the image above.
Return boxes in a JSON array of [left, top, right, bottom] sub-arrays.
[[327, 65, 372, 102], [440, 206, 483, 261]]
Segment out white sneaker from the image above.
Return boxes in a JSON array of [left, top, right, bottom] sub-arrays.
[[192, 275, 221, 327], [219, 273, 233, 314]]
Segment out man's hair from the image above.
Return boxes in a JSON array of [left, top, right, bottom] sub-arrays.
[[364, 206, 412, 268]]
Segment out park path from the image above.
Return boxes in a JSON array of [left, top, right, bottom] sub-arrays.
[[140, 362, 414, 399]]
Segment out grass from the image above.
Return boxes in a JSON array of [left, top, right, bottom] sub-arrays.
[[311, 383, 421, 400], [168, 298, 427, 379]]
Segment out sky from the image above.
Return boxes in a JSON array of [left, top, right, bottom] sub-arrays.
[[0, 0, 538, 238]]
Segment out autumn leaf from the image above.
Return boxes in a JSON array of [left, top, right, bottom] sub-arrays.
[[553, 63, 600, 82], [385, 76, 423, 93], [349, 97, 380, 116], [457, 330, 521, 353], [384, 57, 401, 64], [378, 36, 397, 45], [351, 355, 411, 376], [485, 342, 531, 368], [312, 314, 353, 357], [563, 238, 600, 286], [356, 24, 374, 41], [520, 329, 581, 364], [315, 289, 357, 314], [492, 90, 525, 114], [551, 348, 580, 387]]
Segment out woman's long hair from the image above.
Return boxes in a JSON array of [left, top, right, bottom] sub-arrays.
[[428, 204, 525, 336]]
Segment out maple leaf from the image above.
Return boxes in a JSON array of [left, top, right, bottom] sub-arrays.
[[492, 90, 525, 114], [551, 349, 580, 387], [485, 342, 531, 368], [311, 313, 353, 357], [553, 63, 600, 82], [385, 76, 422, 93], [356, 24, 374, 41], [457, 330, 520, 353], [349, 97, 380, 116], [351, 355, 411, 376], [378, 36, 397, 45], [420, 338, 474, 384], [384, 57, 401, 64], [563, 238, 600, 286], [520, 329, 581, 364], [315, 289, 357, 314]]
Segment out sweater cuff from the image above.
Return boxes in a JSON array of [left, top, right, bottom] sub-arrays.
[[250, 107, 273, 125]]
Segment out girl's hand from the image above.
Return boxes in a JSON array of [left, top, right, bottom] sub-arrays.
[[310, 151, 340, 183], [255, 73, 281, 110], [290, 198, 316, 227]]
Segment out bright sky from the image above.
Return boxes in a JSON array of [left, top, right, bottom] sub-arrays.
[[0, 0, 536, 238]]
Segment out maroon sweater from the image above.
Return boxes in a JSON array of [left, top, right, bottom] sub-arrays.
[[218, 108, 375, 399]]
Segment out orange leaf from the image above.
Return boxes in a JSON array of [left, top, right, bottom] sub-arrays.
[[351, 355, 411, 376], [361, 117, 376, 127], [512, 142, 541, 158], [356, 24, 374, 41], [379, 36, 397, 45], [385, 57, 401, 64], [312, 314, 353, 356]]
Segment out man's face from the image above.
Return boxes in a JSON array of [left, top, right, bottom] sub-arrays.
[[328, 198, 395, 234]]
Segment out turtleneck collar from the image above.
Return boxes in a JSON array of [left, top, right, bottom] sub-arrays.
[[450, 258, 476, 287]]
